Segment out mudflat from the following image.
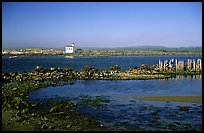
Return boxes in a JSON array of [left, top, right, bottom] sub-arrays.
[[134, 96, 202, 103]]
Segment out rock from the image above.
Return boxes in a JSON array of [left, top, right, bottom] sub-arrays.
[[12, 88, 18, 91], [16, 75, 23, 81], [179, 106, 191, 111], [10, 72, 18, 77], [110, 65, 121, 71], [50, 67, 56, 71], [140, 64, 150, 70], [2, 73, 11, 83], [35, 66, 44, 72], [130, 66, 138, 71]]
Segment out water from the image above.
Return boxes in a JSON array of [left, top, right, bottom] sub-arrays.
[[3, 55, 202, 130], [2, 55, 202, 72], [28, 78, 202, 131], [29, 78, 202, 102]]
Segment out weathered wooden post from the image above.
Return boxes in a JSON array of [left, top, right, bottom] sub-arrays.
[[159, 59, 163, 71], [199, 59, 202, 71], [178, 60, 181, 71], [177, 60, 184, 71], [175, 59, 178, 71], [193, 59, 196, 71], [187, 59, 190, 70], [190, 59, 192, 70], [187, 59, 189, 70], [169, 59, 174, 71], [197, 59, 202, 71], [188, 59, 192, 70], [182, 60, 185, 71], [164, 59, 168, 71]]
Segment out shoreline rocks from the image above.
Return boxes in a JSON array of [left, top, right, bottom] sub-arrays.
[[2, 64, 202, 83]]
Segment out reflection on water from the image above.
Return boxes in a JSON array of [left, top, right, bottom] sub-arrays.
[[64, 56, 74, 59], [175, 75, 202, 79], [158, 75, 202, 80]]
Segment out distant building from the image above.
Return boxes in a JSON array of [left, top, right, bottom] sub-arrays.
[[65, 43, 75, 53]]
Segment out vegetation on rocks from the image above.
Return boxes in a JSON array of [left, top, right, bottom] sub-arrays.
[[2, 82, 108, 131], [2, 63, 201, 83]]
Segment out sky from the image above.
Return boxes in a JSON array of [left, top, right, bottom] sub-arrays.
[[2, 2, 202, 49]]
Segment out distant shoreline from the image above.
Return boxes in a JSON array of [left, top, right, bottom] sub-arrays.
[[2, 47, 202, 57]]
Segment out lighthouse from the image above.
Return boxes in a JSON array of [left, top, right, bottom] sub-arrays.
[[65, 43, 75, 54]]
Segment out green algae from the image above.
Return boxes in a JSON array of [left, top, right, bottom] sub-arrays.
[[2, 82, 109, 131]]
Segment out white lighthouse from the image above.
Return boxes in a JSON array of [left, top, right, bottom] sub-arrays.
[[65, 43, 75, 54]]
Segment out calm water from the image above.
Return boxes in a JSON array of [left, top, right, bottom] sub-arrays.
[[2, 55, 202, 72], [29, 78, 202, 131], [29, 78, 202, 101]]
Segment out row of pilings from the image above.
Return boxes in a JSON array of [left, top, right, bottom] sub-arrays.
[[158, 59, 202, 71]]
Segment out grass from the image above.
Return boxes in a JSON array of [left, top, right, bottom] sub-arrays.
[[133, 96, 202, 103]]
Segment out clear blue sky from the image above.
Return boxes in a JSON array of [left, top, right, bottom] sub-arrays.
[[2, 2, 202, 49]]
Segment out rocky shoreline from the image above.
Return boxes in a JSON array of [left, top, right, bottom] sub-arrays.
[[2, 63, 202, 83]]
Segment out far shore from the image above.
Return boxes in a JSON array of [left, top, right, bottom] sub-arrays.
[[133, 96, 202, 103], [2, 47, 202, 56]]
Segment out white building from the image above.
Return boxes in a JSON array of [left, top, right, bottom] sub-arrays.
[[65, 43, 75, 53]]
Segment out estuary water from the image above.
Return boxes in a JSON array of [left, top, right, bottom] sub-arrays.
[[29, 78, 202, 102], [28, 78, 202, 131], [2, 55, 202, 72]]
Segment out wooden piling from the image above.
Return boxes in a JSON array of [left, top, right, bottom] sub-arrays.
[[158, 58, 201, 72]]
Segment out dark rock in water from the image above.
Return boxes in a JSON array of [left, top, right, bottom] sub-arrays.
[[64, 67, 73, 72], [140, 64, 150, 70], [174, 121, 181, 125], [49, 67, 56, 72], [2, 73, 12, 83], [179, 106, 191, 111], [110, 65, 121, 71], [130, 66, 138, 70], [168, 123, 176, 129], [34, 66, 44, 72], [10, 72, 18, 78], [82, 65, 94, 71], [184, 123, 193, 129], [151, 111, 159, 116]]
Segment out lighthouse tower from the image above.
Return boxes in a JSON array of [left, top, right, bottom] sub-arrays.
[[65, 43, 75, 53]]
